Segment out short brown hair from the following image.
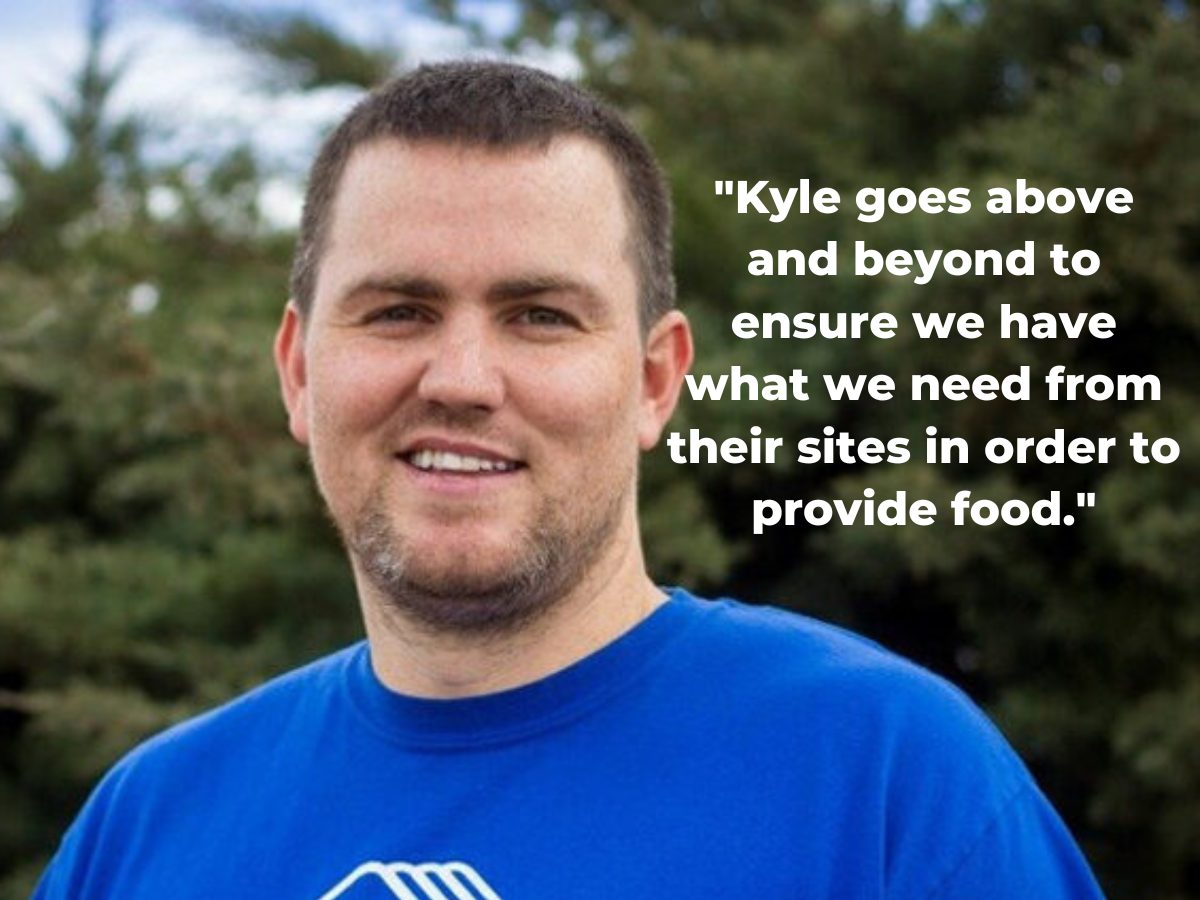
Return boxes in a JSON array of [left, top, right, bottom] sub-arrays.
[[291, 60, 675, 330]]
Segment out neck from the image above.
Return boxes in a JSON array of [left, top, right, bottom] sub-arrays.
[[358, 525, 665, 699]]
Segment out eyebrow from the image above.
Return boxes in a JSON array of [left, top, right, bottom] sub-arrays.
[[337, 271, 610, 318], [340, 274, 447, 303]]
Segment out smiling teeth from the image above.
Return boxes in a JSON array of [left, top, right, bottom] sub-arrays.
[[408, 450, 518, 473]]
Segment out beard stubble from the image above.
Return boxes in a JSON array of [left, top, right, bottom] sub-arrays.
[[345, 470, 630, 638]]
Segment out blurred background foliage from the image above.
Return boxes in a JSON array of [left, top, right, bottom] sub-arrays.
[[1, 1, 1197, 897]]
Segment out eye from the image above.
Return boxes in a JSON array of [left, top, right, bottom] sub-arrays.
[[514, 306, 576, 328], [365, 304, 429, 325]]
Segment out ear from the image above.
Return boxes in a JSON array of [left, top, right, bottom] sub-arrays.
[[274, 301, 311, 445], [638, 310, 694, 450]]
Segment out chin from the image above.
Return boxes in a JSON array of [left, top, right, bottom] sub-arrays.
[[370, 550, 567, 637], [407, 551, 525, 592], [347, 481, 626, 636]]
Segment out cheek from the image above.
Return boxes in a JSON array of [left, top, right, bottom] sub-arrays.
[[521, 351, 642, 450], [307, 345, 413, 437], [304, 350, 413, 520]]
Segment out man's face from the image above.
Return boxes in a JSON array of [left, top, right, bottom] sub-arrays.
[[275, 137, 689, 634]]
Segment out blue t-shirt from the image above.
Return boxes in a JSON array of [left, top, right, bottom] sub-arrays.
[[35, 590, 1105, 898]]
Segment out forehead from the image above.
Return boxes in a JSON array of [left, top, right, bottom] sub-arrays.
[[335, 135, 628, 208], [314, 137, 635, 306]]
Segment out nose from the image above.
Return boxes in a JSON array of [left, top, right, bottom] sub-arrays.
[[415, 311, 505, 412]]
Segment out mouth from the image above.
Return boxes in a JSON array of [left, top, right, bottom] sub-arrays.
[[397, 442, 526, 475]]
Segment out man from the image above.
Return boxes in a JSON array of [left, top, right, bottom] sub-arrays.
[[35, 61, 1104, 899]]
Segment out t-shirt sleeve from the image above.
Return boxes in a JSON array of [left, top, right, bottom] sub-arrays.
[[922, 779, 1106, 899], [829, 639, 1109, 900]]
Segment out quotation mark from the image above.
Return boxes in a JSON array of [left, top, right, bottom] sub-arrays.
[[714, 179, 734, 195], [1063, 492, 1096, 526]]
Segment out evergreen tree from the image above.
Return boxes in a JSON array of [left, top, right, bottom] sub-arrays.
[[0, 5, 359, 895]]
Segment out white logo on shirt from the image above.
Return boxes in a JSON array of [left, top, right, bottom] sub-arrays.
[[318, 860, 502, 899]]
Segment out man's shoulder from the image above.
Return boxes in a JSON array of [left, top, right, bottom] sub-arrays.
[[105, 642, 363, 786], [675, 591, 1024, 775], [682, 591, 977, 702], [675, 592, 1081, 895]]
